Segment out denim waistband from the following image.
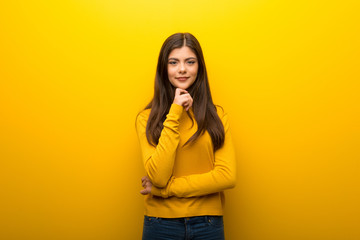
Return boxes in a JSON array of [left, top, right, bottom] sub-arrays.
[[145, 215, 223, 224]]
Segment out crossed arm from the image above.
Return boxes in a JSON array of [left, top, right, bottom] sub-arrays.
[[136, 103, 236, 198]]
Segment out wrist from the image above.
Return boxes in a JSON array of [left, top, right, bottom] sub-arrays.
[[151, 185, 170, 198], [150, 177, 174, 198], [173, 101, 182, 106], [169, 103, 184, 115]]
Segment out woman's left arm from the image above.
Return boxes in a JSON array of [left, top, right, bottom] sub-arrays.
[[149, 112, 237, 198]]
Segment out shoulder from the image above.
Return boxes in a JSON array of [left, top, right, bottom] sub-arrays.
[[214, 104, 230, 130], [138, 108, 151, 118], [135, 108, 151, 128]]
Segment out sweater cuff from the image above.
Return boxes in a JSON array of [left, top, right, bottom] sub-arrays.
[[151, 186, 169, 198], [150, 176, 174, 198], [169, 103, 184, 117]]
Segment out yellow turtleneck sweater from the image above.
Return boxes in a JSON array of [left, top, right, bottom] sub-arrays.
[[135, 103, 236, 218]]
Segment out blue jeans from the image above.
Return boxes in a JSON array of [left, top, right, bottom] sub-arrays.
[[142, 215, 225, 240]]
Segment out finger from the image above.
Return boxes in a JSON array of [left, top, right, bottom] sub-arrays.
[[180, 95, 191, 104], [178, 90, 188, 96], [141, 176, 147, 181], [140, 189, 148, 195], [187, 98, 192, 106], [178, 88, 187, 92], [176, 88, 187, 95], [189, 98, 193, 107], [186, 103, 192, 111], [142, 177, 150, 186]]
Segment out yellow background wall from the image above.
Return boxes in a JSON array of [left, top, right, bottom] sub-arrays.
[[1, 0, 359, 239]]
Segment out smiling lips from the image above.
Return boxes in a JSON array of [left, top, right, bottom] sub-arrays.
[[176, 77, 189, 81]]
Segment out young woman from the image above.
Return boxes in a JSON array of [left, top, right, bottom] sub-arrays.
[[135, 32, 236, 240]]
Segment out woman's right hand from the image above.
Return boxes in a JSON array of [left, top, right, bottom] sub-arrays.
[[173, 88, 193, 111]]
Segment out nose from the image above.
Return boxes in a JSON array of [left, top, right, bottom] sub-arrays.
[[178, 62, 186, 73]]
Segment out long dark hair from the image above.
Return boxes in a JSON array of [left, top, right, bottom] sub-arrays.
[[137, 32, 225, 152]]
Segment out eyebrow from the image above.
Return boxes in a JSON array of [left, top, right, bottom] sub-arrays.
[[168, 57, 197, 61]]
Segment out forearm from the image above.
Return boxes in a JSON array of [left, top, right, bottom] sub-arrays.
[[151, 167, 236, 198], [151, 112, 236, 197], [136, 103, 184, 187]]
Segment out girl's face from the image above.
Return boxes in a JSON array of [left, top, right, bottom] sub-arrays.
[[167, 46, 199, 90]]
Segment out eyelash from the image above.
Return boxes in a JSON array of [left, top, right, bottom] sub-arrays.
[[169, 61, 196, 65]]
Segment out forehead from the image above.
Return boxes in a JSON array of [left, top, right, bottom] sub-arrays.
[[168, 46, 197, 59]]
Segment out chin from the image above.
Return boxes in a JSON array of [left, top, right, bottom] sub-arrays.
[[170, 78, 195, 90], [178, 83, 190, 88], [177, 81, 194, 89], [170, 83, 188, 89]]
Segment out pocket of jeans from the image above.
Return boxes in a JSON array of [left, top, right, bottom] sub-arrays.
[[144, 216, 160, 226], [207, 216, 224, 227]]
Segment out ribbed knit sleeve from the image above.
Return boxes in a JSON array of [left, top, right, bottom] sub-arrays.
[[136, 103, 184, 188], [151, 110, 236, 198]]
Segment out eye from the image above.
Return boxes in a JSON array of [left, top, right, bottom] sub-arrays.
[[169, 61, 177, 65], [187, 61, 196, 65]]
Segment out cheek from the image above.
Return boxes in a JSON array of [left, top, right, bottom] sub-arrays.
[[192, 67, 199, 77], [167, 68, 175, 77]]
